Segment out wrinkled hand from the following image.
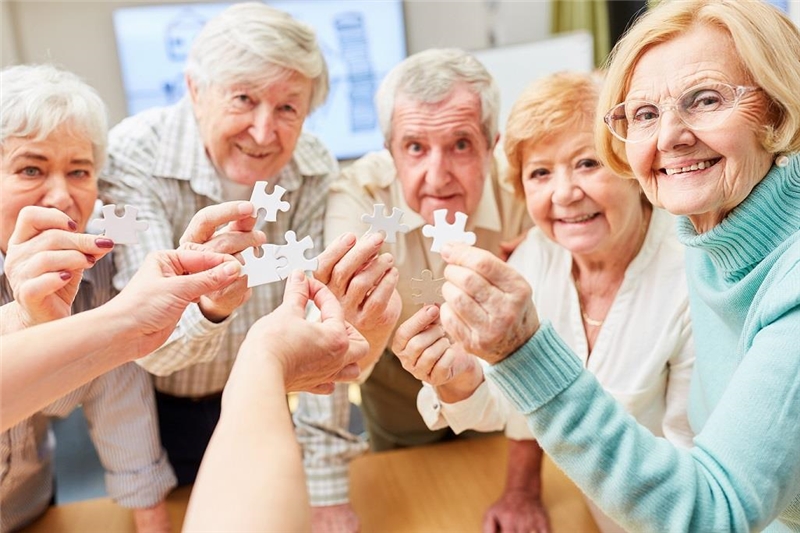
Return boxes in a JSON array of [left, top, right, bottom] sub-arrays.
[[312, 503, 361, 533], [241, 270, 369, 394], [132, 501, 171, 533], [440, 243, 539, 364], [315, 232, 401, 337], [4, 206, 114, 328], [106, 249, 242, 359], [179, 201, 266, 322], [391, 304, 476, 386], [483, 491, 551, 533]]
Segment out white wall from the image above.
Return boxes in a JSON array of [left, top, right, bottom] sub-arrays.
[[4, 0, 551, 127]]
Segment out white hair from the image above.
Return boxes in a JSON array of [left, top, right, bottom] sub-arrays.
[[376, 48, 500, 145], [185, 2, 329, 112], [0, 64, 108, 169]]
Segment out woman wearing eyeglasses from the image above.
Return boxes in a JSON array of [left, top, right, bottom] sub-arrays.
[[427, 0, 800, 531]]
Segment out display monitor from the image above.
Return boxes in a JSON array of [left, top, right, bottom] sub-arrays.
[[112, 1, 407, 160]]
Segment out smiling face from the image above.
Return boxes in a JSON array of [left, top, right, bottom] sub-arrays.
[[623, 25, 773, 233], [0, 125, 98, 253], [521, 129, 644, 259], [188, 70, 313, 185], [388, 85, 492, 224]]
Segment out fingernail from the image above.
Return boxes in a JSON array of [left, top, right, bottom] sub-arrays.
[[239, 202, 253, 215], [59, 271, 72, 281], [340, 232, 356, 245], [369, 232, 384, 245], [426, 305, 439, 318], [290, 269, 305, 282], [95, 238, 114, 248], [67, 219, 78, 231], [441, 243, 452, 259], [85, 254, 96, 264], [223, 261, 240, 276]]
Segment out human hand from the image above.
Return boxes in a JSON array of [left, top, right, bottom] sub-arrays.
[[483, 491, 551, 533], [3, 206, 114, 328], [240, 270, 369, 394], [179, 201, 266, 322], [132, 501, 171, 533], [311, 503, 361, 533], [106, 249, 242, 359], [439, 243, 539, 365], [391, 304, 477, 387], [315, 232, 401, 338]]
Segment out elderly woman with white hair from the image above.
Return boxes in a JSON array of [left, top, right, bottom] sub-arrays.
[[0, 64, 176, 532], [100, 5, 399, 529]]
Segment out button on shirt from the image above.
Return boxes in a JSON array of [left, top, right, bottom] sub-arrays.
[[0, 253, 176, 531], [293, 149, 531, 505], [99, 96, 336, 398]]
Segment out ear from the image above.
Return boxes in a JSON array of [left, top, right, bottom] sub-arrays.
[[185, 74, 201, 105]]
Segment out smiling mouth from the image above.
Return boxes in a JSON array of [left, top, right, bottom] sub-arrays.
[[237, 145, 271, 158], [662, 158, 721, 176], [559, 213, 600, 224]]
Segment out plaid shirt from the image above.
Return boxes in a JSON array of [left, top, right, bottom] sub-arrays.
[[0, 253, 175, 531], [99, 96, 335, 397]]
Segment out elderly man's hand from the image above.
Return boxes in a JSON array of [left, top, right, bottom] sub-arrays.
[[314, 232, 401, 370], [3, 206, 114, 330], [439, 243, 539, 365], [179, 201, 266, 322], [240, 271, 369, 394], [312, 503, 360, 533], [132, 501, 171, 533], [483, 491, 551, 533]]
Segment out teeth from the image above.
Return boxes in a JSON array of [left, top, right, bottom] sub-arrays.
[[665, 159, 715, 175], [563, 214, 596, 223]]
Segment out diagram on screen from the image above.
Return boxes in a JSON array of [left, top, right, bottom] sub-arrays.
[[113, 1, 406, 160]]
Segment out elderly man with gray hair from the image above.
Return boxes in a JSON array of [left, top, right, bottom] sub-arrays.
[[100, 3, 398, 515], [295, 48, 548, 532]]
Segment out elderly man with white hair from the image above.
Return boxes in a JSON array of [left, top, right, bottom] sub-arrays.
[[295, 48, 546, 532], [0, 64, 176, 533], [100, 3, 398, 519]]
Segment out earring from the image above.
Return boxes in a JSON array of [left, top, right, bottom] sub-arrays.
[[776, 154, 790, 168]]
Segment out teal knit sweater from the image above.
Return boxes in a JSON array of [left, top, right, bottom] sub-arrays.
[[487, 156, 800, 532]]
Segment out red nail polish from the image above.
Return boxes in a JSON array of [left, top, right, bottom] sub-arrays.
[[85, 254, 96, 264], [59, 271, 72, 281], [67, 219, 78, 231], [95, 238, 114, 248]]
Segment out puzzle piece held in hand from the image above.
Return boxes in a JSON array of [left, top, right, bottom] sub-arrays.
[[421, 209, 476, 253], [411, 269, 445, 306], [91, 204, 149, 244], [275, 231, 318, 279], [361, 204, 410, 243], [240, 244, 287, 287], [249, 181, 290, 222]]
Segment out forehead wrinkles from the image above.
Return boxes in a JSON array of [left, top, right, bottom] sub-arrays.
[[393, 93, 483, 139]]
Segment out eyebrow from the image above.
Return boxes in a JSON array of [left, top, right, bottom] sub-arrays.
[[9, 152, 94, 166]]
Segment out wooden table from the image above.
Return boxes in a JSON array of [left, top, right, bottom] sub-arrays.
[[22, 435, 599, 532]]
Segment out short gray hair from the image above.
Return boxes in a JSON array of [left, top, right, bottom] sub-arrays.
[[376, 48, 500, 145], [0, 64, 108, 169], [185, 2, 329, 112]]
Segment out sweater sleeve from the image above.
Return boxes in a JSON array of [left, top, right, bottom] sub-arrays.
[[487, 319, 800, 532]]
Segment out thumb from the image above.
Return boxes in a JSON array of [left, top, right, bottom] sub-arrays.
[[175, 258, 241, 302], [280, 269, 312, 315]]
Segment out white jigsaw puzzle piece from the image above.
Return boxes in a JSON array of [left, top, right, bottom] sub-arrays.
[[411, 269, 445, 306], [240, 244, 287, 287], [91, 204, 149, 244], [249, 181, 291, 222], [361, 203, 410, 243], [421, 209, 476, 253], [275, 231, 318, 279]]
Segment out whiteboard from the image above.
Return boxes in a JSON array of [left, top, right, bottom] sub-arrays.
[[473, 31, 594, 133]]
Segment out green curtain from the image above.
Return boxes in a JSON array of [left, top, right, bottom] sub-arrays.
[[551, 0, 611, 67]]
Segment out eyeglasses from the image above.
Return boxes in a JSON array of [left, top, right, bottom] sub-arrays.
[[603, 83, 761, 143]]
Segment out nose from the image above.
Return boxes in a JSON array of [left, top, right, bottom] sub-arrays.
[[249, 105, 277, 145], [656, 108, 696, 152], [424, 148, 452, 188], [41, 174, 74, 212], [551, 168, 584, 206]]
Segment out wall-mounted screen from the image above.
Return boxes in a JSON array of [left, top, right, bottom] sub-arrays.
[[113, 1, 407, 160]]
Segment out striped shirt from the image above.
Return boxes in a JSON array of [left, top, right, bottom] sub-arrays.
[[99, 95, 335, 397], [294, 149, 531, 505], [0, 253, 176, 531]]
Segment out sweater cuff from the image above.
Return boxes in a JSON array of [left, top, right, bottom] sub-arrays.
[[485, 321, 582, 414]]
